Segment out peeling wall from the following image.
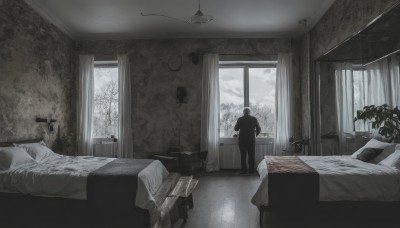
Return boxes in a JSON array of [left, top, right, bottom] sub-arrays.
[[0, 0, 75, 149], [299, 34, 311, 140], [75, 38, 301, 157], [310, 0, 400, 60]]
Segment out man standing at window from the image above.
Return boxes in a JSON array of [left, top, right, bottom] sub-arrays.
[[234, 107, 261, 174]]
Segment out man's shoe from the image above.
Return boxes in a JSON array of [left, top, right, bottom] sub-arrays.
[[240, 170, 247, 175]]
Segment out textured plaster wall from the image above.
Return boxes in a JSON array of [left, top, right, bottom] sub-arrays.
[[0, 0, 75, 149], [299, 34, 310, 140], [310, 0, 400, 60], [75, 38, 300, 157]]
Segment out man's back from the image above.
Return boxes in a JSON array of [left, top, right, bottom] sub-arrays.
[[234, 115, 261, 141]]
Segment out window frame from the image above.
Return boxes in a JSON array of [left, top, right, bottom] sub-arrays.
[[218, 61, 277, 141], [93, 60, 119, 140]]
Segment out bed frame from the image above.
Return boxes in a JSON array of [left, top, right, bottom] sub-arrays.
[[0, 138, 183, 228], [258, 201, 400, 228], [0, 138, 44, 147]]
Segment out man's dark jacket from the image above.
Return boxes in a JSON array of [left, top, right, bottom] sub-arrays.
[[234, 115, 261, 143]]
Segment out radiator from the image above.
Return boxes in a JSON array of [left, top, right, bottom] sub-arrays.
[[93, 138, 118, 158], [219, 139, 274, 169]]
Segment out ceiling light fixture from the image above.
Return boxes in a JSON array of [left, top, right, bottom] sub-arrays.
[[141, 0, 213, 24]]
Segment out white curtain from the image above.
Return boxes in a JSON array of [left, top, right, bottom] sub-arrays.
[[366, 59, 391, 106], [200, 54, 220, 171], [275, 53, 293, 155], [390, 55, 400, 108], [117, 55, 134, 158], [334, 63, 354, 153], [353, 69, 369, 132], [77, 55, 94, 156]]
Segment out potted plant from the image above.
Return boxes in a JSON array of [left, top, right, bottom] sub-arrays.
[[354, 104, 400, 142]]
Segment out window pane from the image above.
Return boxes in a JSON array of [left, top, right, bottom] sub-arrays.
[[249, 68, 276, 137], [219, 68, 244, 137], [93, 67, 119, 138]]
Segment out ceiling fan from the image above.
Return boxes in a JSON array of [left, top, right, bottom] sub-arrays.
[[141, 0, 213, 24]]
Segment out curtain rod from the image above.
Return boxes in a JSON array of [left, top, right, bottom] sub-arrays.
[[194, 53, 276, 57], [318, 56, 378, 63], [362, 49, 400, 67], [320, 50, 400, 66]]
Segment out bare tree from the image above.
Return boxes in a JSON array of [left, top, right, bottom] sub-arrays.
[[250, 103, 275, 137], [93, 77, 119, 137], [219, 102, 275, 138], [220, 103, 242, 137]]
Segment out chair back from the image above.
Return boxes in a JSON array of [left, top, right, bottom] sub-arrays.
[[198, 150, 208, 161]]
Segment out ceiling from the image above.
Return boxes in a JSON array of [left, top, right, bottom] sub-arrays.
[[25, 0, 335, 40]]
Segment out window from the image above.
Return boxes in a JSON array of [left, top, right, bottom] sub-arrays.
[[93, 61, 119, 138], [219, 62, 277, 138]]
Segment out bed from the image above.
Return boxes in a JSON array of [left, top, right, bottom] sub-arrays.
[[0, 139, 180, 228], [252, 139, 400, 226]]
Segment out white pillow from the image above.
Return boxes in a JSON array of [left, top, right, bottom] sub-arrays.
[[379, 145, 400, 169], [0, 147, 35, 171], [16, 142, 56, 162], [371, 144, 397, 164], [351, 139, 393, 159]]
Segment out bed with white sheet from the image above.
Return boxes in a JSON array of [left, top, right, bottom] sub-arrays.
[[252, 139, 400, 225], [252, 156, 400, 207], [0, 139, 178, 228]]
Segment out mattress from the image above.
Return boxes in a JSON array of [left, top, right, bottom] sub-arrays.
[[0, 153, 169, 209], [251, 156, 400, 207]]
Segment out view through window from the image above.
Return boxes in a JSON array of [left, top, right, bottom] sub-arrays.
[[93, 63, 119, 138], [219, 63, 276, 138]]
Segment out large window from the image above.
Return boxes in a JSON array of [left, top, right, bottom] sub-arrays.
[[219, 62, 277, 138], [93, 61, 119, 138]]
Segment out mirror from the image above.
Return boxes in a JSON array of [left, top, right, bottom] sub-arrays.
[[314, 4, 400, 155]]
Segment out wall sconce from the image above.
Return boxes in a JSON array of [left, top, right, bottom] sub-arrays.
[[176, 87, 187, 104], [36, 117, 57, 132]]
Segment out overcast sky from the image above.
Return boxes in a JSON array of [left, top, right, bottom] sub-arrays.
[[219, 67, 276, 109], [94, 67, 118, 96]]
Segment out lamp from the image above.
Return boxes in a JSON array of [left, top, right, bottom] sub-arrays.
[[36, 117, 57, 132]]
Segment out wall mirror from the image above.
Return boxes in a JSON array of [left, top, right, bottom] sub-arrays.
[[313, 3, 400, 155]]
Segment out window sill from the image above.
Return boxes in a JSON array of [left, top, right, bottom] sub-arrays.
[[219, 137, 274, 145], [92, 138, 117, 144]]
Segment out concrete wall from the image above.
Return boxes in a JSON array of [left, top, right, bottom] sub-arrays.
[[299, 0, 400, 146], [0, 0, 75, 150], [310, 0, 400, 60], [75, 38, 301, 157]]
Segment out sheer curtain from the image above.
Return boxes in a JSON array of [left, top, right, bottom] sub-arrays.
[[366, 59, 390, 106], [117, 55, 134, 158], [275, 53, 293, 155], [77, 55, 94, 156], [390, 55, 400, 107], [200, 54, 220, 171], [334, 63, 354, 153]]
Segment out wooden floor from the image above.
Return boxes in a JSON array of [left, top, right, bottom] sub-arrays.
[[173, 172, 399, 228]]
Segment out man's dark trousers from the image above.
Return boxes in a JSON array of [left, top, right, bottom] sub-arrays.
[[239, 139, 255, 173]]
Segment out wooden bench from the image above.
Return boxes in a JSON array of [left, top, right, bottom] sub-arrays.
[[168, 176, 199, 224]]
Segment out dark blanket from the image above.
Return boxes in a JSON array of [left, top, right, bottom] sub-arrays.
[[87, 158, 153, 211], [267, 156, 319, 207]]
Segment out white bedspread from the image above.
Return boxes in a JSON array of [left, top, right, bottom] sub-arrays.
[[251, 156, 400, 207], [0, 154, 169, 210]]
